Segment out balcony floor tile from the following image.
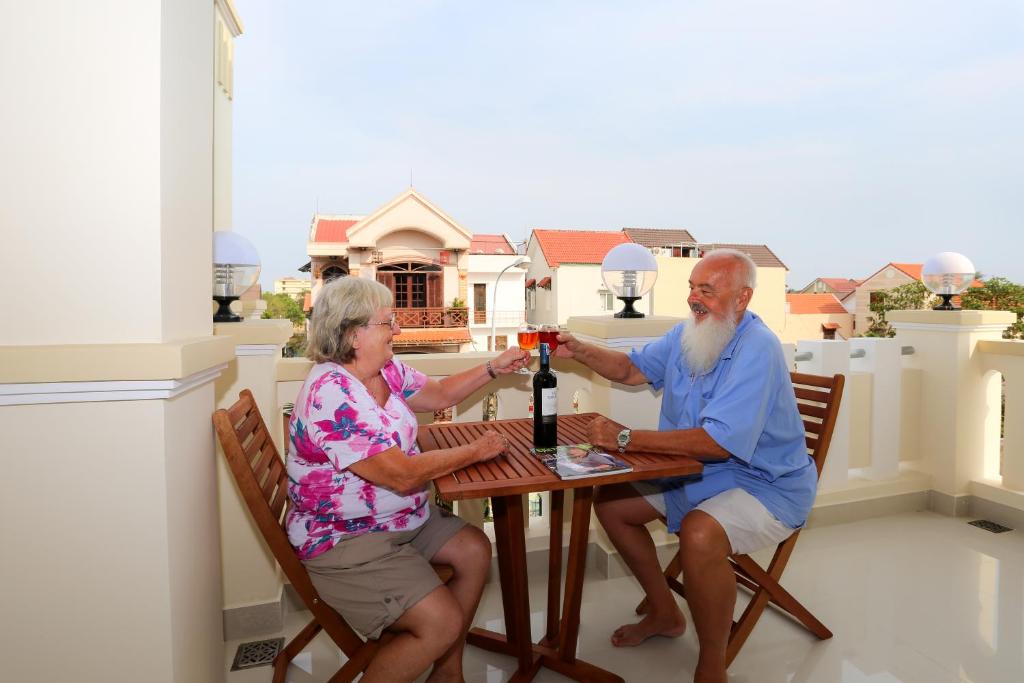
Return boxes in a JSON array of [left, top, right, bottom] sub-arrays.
[[225, 511, 1024, 682]]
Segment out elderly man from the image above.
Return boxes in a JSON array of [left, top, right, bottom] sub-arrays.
[[554, 249, 812, 683]]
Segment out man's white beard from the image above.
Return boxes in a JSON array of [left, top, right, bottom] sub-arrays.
[[682, 307, 738, 375]]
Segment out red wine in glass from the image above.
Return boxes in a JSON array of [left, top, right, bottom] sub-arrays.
[[538, 329, 559, 353]]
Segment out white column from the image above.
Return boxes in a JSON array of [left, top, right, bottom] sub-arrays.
[[890, 310, 1015, 499], [795, 340, 851, 490], [850, 338, 902, 480]]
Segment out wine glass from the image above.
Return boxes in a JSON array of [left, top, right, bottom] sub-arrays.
[[538, 325, 560, 354], [516, 324, 539, 374]]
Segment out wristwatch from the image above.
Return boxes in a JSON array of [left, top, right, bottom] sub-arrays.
[[616, 428, 632, 454]]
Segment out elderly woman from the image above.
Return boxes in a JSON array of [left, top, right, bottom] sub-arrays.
[[287, 276, 528, 683]]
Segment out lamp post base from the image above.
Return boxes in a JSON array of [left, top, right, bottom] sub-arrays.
[[614, 297, 644, 318], [932, 293, 958, 311], [213, 295, 242, 322]]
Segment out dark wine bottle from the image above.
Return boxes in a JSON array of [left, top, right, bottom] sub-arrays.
[[533, 342, 557, 448]]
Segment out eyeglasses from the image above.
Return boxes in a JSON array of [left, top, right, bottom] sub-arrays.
[[364, 312, 398, 329]]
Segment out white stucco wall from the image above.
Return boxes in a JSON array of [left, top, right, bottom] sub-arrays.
[[2, 0, 213, 344]]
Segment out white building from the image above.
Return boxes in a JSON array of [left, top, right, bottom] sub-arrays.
[[525, 229, 641, 325], [273, 277, 311, 297]]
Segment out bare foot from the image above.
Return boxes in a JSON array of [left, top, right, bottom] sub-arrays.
[[610, 609, 687, 647]]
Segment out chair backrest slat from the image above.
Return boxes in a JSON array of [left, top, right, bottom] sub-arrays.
[[213, 390, 320, 601], [790, 372, 844, 478]]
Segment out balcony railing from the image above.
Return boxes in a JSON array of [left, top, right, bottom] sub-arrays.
[[395, 306, 468, 328], [470, 309, 526, 327]]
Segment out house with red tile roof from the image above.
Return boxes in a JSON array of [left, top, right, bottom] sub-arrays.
[[524, 227, 790, 333], [844, 262, 983, 335], [782, 293, 853, 341], [799, 277, 861, 302], [525, 229, 635, 324], [840, 263, 924, 335], [305, 189, 527, 352]]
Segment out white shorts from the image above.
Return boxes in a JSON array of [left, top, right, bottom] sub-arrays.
[[632, 482, 795, 556]]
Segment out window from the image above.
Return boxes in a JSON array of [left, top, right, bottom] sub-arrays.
[[474, 283, 487, 324], [487, 335, 508, 351], [599, 289, 615, 311], [869, 291, 884, 306], [321, 266, 347, 283], [376, 262, 442, 308], [526, 288, 535, 310]]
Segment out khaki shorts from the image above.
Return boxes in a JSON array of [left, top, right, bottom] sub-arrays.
[[633, 483, 795, 556], [301, 504, 467, 639]]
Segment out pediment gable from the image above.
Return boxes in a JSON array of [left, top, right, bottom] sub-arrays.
[[346, 189, 473, 250]]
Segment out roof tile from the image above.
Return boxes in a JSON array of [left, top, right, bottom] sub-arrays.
[[700, 243, 788, 269], [469, 234, 516, 255], [622, 228, 698, 248], [532, 229, 632, 267], [786, 293, 848, 315]]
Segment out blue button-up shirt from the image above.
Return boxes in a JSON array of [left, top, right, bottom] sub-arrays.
[[630, 311, 816, 532]]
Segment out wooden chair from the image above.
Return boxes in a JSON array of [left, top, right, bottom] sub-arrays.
[[636, 372, 845, 666], [213, 389, 453, 683]]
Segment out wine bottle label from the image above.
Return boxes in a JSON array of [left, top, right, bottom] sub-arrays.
[[540, 388, 557, 417]]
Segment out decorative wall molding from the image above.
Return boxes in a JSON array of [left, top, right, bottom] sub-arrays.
[[235, 345, 280, 357], [890, 322, 1012, 334], [0, 364, 227, 406]]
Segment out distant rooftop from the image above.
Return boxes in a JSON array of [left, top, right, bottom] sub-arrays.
[[786, 293, 847, 315], [531, 229, 631, 267], [309, 214, 363, 243], [622, 227, 698, 248], [700, 243, 788, 270], [469, 234, 516, 255]]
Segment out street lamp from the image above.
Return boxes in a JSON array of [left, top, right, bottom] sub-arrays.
[[490, 256, 531, 351]]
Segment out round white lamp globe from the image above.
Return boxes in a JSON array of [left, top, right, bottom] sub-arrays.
[[921, 251, 975, 310], [601, 243, 658, 318], [213, 231, 262, 322]]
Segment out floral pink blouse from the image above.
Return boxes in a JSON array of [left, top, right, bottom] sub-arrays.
[[286, 358, 429, 560]]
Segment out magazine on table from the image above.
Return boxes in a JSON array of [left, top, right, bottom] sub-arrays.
[[530, 443, 633, 480]]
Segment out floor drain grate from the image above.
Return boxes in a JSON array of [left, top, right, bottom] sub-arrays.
[[231, 637, 284, 671], [968, 519, 1012, 534]]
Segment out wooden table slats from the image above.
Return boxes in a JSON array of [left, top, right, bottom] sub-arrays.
[[421, 413, 703, 501], [417, 413, 703, 683]]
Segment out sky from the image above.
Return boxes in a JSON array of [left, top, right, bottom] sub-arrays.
[[233, 0, 1024, 292]]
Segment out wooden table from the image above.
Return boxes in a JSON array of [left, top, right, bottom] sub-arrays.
[[417, 413, 703, 683]]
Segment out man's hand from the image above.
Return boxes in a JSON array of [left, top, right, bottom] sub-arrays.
[[587, 415, 627, 452], [554, 331, 583, 359]]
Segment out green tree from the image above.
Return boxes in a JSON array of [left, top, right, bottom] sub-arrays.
[[864, 281, 935, 337], [262, 292, 306, 328], [960, 277, 1024, 339]]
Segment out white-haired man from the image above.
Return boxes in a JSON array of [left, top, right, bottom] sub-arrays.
[[554, 249, 812, 683]]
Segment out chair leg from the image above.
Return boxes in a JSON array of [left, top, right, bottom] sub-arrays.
[[326, 640, 383, 683], [732, 554, 832, 640], [726, 588, 772, 667], [273, 618, 322, 683]]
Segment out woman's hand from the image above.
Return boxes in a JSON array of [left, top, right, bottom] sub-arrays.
[[471, 430, 509, 463], [587, 415, 627, 452], [490, 347, 530, 374]]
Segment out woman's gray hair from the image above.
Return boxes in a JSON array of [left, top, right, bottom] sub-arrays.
[[307, 277, 393, 364], [702, 248, 757, 290]]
